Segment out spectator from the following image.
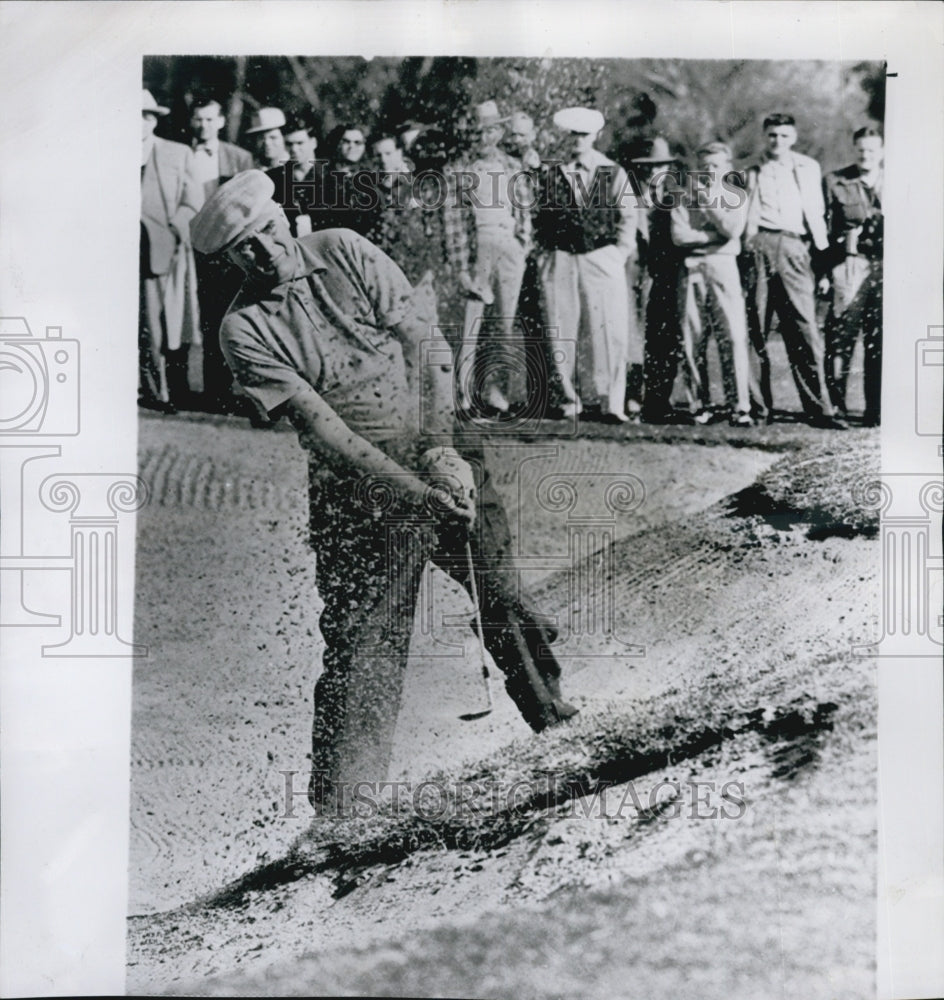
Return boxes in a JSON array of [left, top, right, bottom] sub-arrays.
[[444, 100, 532, 418], [267, 115, 326, 237], [365, 130, 451, 310], [245, 107, 290, 170], [505, 111, 542, 170], [671, 142, 752, 426], [742, 113, 847, 428], [534, 106, 637, 423], [321, 122, 377, 234], [631, 137, 686, 424], [139, 89, 202, 413], [823, 126, 884, 426], [188, 93, 254, 412]]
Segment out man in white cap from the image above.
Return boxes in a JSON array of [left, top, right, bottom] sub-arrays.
[[534, 106, 638, 422], [139, 89, 202, 413], [189, 171, 578, 809], [245, 107, 290, 170], [444, 100, 532, 418]]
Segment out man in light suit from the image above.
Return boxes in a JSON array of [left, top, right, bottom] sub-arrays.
[[140, 89, 202, 412], [742, 113, 846, 429], [188, 94, 254, 412]]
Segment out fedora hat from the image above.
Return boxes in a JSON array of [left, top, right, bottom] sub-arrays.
[[631, 136, 678, 164], [142, 89, 170, 117], [470, 100, 508, 129], [245, 107, 287, 135]]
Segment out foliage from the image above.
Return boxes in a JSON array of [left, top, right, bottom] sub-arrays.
[[144, 55, 884, 172]]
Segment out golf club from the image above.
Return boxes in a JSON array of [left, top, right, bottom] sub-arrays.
[[459, 538, 494, 721]]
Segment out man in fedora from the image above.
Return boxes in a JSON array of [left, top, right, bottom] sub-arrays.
[[631, 136, 686, 424], [742, 113, 846, 429], [188, 171, 578, 810], [187, 93, 254, 412], [245, 107, 290, 170], [444, 100, 532, 418], [139, 89, 202, 413], [534, 106, 637, 423]]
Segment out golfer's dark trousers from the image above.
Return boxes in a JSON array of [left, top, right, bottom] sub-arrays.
[[743, 230, 834, 420], [306, 437, 569, 800]]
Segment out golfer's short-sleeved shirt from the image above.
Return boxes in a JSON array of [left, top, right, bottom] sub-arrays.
[[220, 229, 418, 444]]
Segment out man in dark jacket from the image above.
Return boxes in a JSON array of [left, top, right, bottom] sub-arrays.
[[823, 126, 884, 426]]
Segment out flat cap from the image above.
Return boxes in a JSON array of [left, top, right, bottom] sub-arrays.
[[553, 107, 605, 134], [190, 170, 275, 255]]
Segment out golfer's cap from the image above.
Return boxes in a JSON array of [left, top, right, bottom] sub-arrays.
[[190, 170, 275, 255], [553, 107, 604, 134]]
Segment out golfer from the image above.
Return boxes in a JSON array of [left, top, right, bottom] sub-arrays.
[[190, 171, 578, 808]]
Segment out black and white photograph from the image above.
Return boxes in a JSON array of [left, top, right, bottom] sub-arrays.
[[0, 4, 942, 998]]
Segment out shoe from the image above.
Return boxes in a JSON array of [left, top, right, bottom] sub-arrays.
[[692, 408, 714, 425], [547, 402, 582, 420], [598, 410, 629, 425], [861, 412, 880, 428], [729, 411, 755, 427], [808, 414, 849, 430], [534, 700, 580, 731]]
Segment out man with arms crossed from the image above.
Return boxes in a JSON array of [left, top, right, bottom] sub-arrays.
[[671, 142, 753, 426], [190, 172, 577, 809]]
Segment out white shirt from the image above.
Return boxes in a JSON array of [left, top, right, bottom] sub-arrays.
[[755, 155, 806, 234], [191, 140, 221, 197]]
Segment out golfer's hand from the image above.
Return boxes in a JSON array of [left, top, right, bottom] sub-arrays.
[[817, 276, 831, 297], [421, 446, 477, 529], [435, 490, 476, 531], [421, 447, 477, 502]]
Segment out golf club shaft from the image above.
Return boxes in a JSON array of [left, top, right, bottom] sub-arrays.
[[464, 539, 493, 710]]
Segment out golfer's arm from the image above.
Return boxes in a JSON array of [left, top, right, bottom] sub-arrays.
[[395, 316, 456, 446], [283, 384, 431, 507]]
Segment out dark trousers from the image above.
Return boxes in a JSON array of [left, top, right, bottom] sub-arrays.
[[307, 437, 570, 799], [641, 266, 682, 419], [825, 257, 882, 422], [743, 231, 833, 419], [516, 252, 563, 416]]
